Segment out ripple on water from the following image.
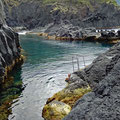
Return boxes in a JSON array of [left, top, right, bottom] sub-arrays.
[[8, 35, 112, 120]]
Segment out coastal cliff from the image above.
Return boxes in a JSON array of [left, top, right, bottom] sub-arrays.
[[0, 0, 23, 84], [2, 0, 120, 120], [0, 0, 24, 119], [3, 0, 120, 43], [3, 0, 120, 29]]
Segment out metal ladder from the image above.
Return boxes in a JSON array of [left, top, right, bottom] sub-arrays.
[[72, 54, 86, 72]]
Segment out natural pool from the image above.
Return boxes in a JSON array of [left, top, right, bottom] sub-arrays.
[[0, 34, 112, 120]]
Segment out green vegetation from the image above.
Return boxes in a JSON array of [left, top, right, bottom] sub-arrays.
[[0, 68, 23, 120], [43, 85, 91, 120], [47, 85, 91, 108], [4, 0, 118, 14], [4, 0, 118, 7]]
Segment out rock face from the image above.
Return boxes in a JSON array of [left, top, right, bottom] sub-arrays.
[[42, 41, 120, 120], [63, 42, 120, 120], [0, 0, 23, 86], [0, 0, 6, 24], [44, 22, 100, 40], [4, 0, 120, 29]]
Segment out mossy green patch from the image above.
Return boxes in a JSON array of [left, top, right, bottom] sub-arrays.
[[43, 100, 71, 120], [43, 85, 91, 120], [0, 67, 23, 120], [47, 85, 91, 107], [4, 0, 118, 13]]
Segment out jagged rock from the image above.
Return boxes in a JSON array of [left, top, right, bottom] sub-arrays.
[[42, 72, 91, 120], [63, 43, 120, 120], [45, 22, 99, 40], [101, 31, 116, 38], [117, 30, 120, 37], [4, 1, 120, 29], [0, 0, 23, 85]]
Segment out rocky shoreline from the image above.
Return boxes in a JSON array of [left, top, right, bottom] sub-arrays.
[[1, 0, 120, 120], [0, 25, 24, 83], [42, 41, 120, 120], [0, 0, 24, 87], [0, 0, 24, 119], [35, 23, 120, 44]]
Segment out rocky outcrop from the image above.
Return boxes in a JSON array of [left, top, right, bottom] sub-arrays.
[[63, 42, 120, 120], [0, 1, 24, 119], [43, 100, 71, 120], [42, 42, 120, 120], [0, 0, 6, 24], [42, 73, 91, 120], [44, 22, 100, 40], [37, 22, 120, 43], [3, 0, 120, 29], [0, 0, 23, 86]]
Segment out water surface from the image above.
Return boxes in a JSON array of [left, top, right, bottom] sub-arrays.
[[8, 35, 112, 120]]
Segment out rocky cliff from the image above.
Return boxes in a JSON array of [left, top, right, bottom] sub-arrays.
[[0, 0, 23, 87], [63, 42, 120, 120], [42, 41, 120, 120], [3, 0, 120, 29]]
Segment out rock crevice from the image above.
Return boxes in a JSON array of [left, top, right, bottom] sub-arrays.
[[0, 0, 23, 86]]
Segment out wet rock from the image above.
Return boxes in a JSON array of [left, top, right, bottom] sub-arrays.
[[0, 0, 23, 85], [63, 43, 120, 120], [45, 21, 99, 40], [101, 31, 116, 38], [117, 30, 120, 37], [42, 100, 71, 120], [42, 76, 91, 120]]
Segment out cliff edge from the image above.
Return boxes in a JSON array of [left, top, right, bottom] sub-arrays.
[[0, 0, 23, 87]]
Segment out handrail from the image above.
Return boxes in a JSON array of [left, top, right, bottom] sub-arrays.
[[71, 54, 96, 72]]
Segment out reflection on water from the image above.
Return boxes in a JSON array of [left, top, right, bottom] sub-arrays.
[[7, 35, 112, 120], [0, 66, 23, 120]]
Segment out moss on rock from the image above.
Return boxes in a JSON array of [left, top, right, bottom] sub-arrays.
[[42, 83, 91, 120], [43, 100, 71, 120]]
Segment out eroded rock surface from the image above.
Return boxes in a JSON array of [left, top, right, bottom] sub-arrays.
[[0, 0, 23, 85], [63, 42, 120, 120], [4, 0, 120, 29]]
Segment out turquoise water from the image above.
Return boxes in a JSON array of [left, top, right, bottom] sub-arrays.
[[8, 35, 112, 120], [116, 0, 120, 5]]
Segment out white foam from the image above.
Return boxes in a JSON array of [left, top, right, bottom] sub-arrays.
[[18, 31, 28, 35]]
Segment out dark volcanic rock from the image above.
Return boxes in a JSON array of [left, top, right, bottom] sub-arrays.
[[63, 43, 120, 120], [0, 0, 23, 85], [45, 22, 100, 40], [4, 1, 120, 29]]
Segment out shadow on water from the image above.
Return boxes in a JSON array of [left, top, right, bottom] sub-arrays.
[[0, 65, 23, 120]]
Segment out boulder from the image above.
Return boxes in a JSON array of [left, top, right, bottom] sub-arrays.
[[117, 30, 120, 37], [42, 100, 71, 120]]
